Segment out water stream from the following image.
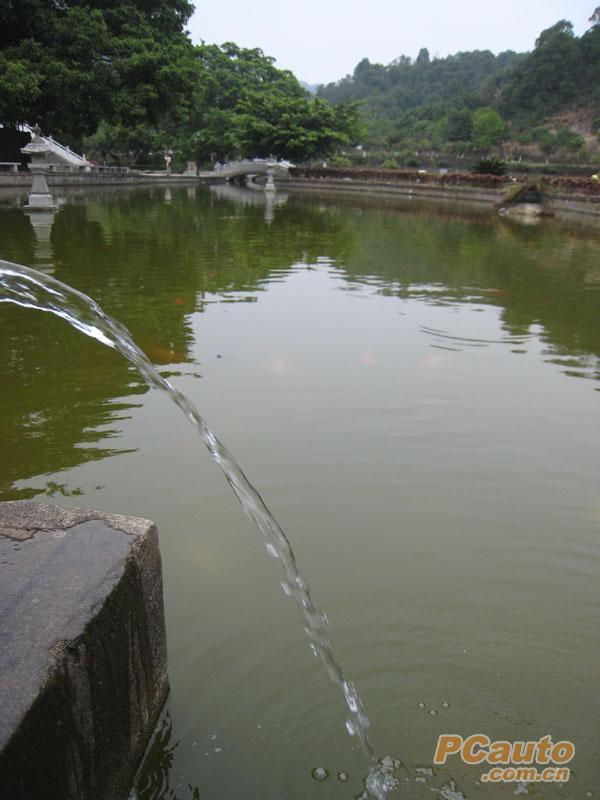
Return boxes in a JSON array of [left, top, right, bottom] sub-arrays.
[[0, 259, 399, 798]]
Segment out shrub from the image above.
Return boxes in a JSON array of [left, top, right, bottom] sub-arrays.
[[329, 154, 352, 167], [554, 127, 585, 152], [473, 158, 507, 176]]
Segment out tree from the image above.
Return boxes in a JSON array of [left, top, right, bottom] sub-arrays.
[[471, 107, 507, 149], [84, 121, 163, 165], [0, 57, 41, 126], [416, 47, 430, 65], [0, 0, 198, 144], [445, 108, 473, 141], [502, 21, 582, 116], [192, 44, 363, 163]]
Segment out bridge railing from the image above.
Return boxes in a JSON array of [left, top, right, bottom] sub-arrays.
[[214, 158, 294, 176], [19, 124, 90, 167]]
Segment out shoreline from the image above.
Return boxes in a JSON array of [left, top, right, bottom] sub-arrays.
[[283, 176, 600, 220], [0, 171, 200, 188], [1, 168, 600, 221]]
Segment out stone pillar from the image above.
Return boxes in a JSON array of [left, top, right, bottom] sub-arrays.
[[0, 501, 169, 800], [265, 166, 276, 192]]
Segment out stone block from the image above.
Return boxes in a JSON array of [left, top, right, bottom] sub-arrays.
[[0, 501, 169, 800]]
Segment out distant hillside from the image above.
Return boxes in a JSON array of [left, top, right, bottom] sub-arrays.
[[319, 49, 524, 117], [317, 14, 600, 165], [501, 20, 600, 119]]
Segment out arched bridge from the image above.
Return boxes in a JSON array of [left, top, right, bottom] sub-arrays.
[[210, 158, 293, 183]]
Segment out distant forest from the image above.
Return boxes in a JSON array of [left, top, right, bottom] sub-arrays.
[[1, 2, 599, 168], [318, 10, 600, 167]]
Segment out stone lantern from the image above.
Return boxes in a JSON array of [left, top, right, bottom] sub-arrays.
[[21, 129, 57, 210]]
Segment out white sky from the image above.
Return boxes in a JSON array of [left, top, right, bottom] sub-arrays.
[[187, 0, 594, 84]]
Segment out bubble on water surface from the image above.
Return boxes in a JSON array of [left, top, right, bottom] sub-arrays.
[[435, 780, 467, 799], [429, 709, 438, 716], [364, 754, 400, 796], [417, 701, 426, 709], [416, 766, 433, 777], [337, 771, 348, 783], [311, 767, 329, 782]]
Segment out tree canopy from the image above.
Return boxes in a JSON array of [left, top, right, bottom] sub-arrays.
[[2, 3, 598, 166], [317, 12, 600, 161], [189, 43, 361, 163], [0, 0, 361, 164], [500, 21, 584, 117], [0, 0, 199, 140]]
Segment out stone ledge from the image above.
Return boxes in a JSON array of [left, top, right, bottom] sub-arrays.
[[0, 501, 169, 800]]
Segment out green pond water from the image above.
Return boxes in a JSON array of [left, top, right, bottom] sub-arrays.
[[1, 186, 599, 799]]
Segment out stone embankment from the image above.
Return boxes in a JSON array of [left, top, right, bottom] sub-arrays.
[[0, 168, 200, 188], [285, 166, 600, 218]]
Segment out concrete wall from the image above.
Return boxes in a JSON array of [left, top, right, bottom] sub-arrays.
[[0, 171, 203, 188], [284, 177, 600, 218], [284, 176, 502, 205], [0, 501, 169, 800]]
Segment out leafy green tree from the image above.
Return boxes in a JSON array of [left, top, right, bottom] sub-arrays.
[[471, 107, 507, 149], [446, 108, 473, 141], [192, 44, 363, 163], [0, 5, 116, 139], [0, 0, 199, 145], [501, 21, 582, 116], [0, 57, 41, 126], [84, 121, 163, 165]]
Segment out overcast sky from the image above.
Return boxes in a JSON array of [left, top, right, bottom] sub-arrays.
[[188, 0, 594, 84]]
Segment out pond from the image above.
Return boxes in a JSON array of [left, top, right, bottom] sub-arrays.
[[1, 186, 599, 799]]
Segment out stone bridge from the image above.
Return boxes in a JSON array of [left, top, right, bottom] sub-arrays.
[[209, 158, 293, 187]]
